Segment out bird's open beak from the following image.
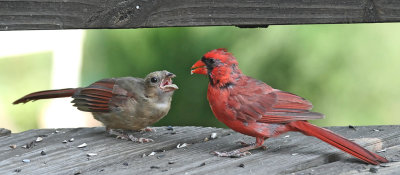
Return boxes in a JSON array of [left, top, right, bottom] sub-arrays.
[[161, 72, 178, 92], [191, 60, 207, 75]]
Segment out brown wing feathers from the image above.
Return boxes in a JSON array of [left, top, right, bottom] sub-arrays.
[[13, 79, 121, 113], [72, 79, 116, 113]]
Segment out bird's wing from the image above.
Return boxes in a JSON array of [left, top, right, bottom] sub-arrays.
[[71, 78, 133, 112], [228, 76, 324, 124]]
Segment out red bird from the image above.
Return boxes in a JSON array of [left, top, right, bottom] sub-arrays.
[[191, 48, 388, 165]]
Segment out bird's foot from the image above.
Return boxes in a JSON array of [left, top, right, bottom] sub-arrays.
[[140, 127, 155, 133], [127, 135, 154, 143], [107, 129, 153, 143], [213, 150, 251, 158], [236, 141, 267, 150], [213, 141, 267, 158]]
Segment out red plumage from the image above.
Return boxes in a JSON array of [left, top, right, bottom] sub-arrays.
[[191, 48, 388, 165]]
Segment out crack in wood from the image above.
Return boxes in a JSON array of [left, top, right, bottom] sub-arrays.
[[362, 0, 382, 22]]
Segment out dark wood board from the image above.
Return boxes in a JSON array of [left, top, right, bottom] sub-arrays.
[[1, 0, 400, 31]]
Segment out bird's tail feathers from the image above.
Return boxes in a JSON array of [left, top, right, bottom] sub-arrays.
[[289, 121, 388, 165], [13, 88, 76, 104]]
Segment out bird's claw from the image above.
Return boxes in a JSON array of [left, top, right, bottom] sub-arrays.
[[128, 135, 154, 143], [140, 127, 155, 133], [109, 129, 153, 143], [213, 150, 251, 158]]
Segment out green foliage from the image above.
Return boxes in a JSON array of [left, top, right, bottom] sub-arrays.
[[3, 24, 399, 132], [82, 24, 400, 128]]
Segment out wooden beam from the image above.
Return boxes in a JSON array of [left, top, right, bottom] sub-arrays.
[[1, 0, 400, 31]]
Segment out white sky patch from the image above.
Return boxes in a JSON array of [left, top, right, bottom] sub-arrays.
[[0, 30, 100, 128]]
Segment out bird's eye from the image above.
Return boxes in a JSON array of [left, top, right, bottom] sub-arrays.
[[208, 59, 215, 64], [150, 77, 158, 83]]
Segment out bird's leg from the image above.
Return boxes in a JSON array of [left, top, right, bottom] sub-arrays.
[[140, 127, 155, 132], [106, 128, 154, 143], [214, 137, 266, 158], [237, 141, 267, 149]]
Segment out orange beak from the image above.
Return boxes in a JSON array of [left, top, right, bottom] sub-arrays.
[[191, 60, 207, 75]]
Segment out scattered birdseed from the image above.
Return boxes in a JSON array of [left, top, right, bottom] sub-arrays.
[[166, 126, 173, 131], [238, 163, 245, 168], [87, 153, 97, 157], [291, 153, 298, 156], [369, 167, 378, 173], [168, 161, 175, 164], [150, 166, 160, 169], [22, 159, 30, 163], [284, 135, 290, 138], [62, 140, 68, 143], [77, 143, 87, 148], [348, 125, 357, 130], [170, 132, 176, 135], [377, 148, 387, 153], [136, 137, 154, 143], [55, 130, 60, 133], [35, 137, 43, 142], [9, 144, 16, 149], [123, 162, 128, 166], [21, 141, 34, 149], [14, 169, 21, 173], [157, 154, 165, 159], [74, 171, 81, 175], [177, 143, 188, 149], [69, 138, 74, 142], [148, 152, 156, 156], [41, 151, 46, 155], [199, 162, 206, 167], [372, 129, 381, 132], [204, 137, 209, 142], [210, 133, 217, 139]]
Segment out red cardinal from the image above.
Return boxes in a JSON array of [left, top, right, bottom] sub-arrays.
[[191, 48, 388, 165]]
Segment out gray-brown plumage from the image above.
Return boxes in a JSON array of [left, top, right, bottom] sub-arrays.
[[13, 70, 178, 141]]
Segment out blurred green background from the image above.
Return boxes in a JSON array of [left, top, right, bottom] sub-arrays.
[[1, 24, 399, 132]]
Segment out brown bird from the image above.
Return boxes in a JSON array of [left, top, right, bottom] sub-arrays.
[[13, 70, 178, 142]]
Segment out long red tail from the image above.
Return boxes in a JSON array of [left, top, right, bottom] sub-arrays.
[[13, 88, 76, 104], [289, 121, 388, 165]]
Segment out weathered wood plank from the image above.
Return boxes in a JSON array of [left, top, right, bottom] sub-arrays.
[[0, 126, 399, 175], [1, 0, 400, 31]]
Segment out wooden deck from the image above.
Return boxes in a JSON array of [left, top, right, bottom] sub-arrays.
[[0, 125, 399, 175]]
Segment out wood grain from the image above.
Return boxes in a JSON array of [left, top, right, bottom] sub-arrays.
[[0, 126, 399, 174], [1, 0, 400, 31]]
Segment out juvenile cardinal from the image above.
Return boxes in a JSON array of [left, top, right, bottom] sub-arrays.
[[14, 70, 178, 142], [191, 49, 388, 164]]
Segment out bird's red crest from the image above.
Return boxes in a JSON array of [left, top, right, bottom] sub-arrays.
[[203, 48, 237, 65]]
